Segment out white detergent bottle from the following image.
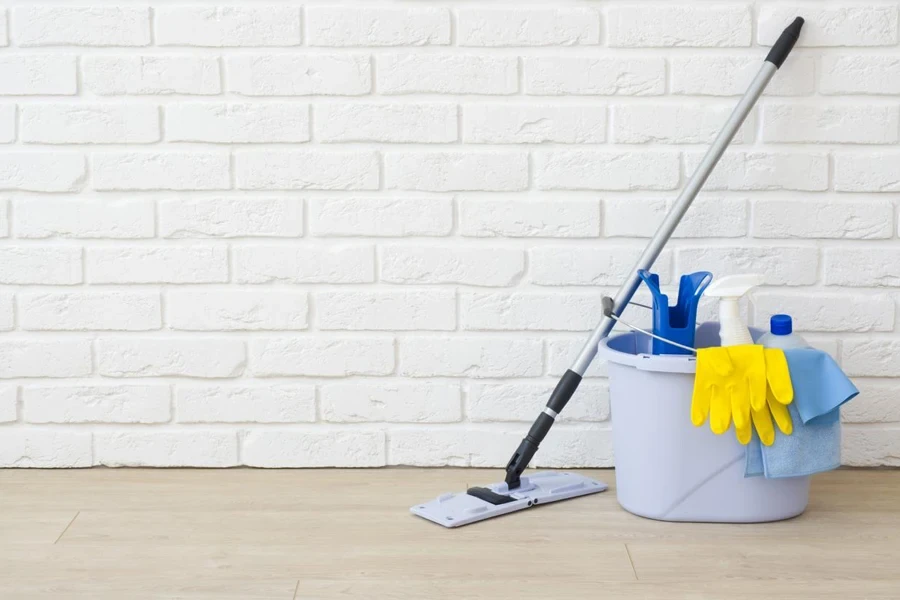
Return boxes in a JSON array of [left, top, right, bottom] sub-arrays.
[[704, 274, 764, 346], [757, 314, 808, 350]]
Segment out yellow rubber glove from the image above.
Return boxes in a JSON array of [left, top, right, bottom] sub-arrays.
[[764, 347, 794, 438], [691, 345, 766, 445]]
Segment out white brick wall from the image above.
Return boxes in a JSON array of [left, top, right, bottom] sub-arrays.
[[0, 0, 898, 469]]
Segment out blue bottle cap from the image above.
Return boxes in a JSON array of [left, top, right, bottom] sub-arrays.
[[770, 314, 793, 335]]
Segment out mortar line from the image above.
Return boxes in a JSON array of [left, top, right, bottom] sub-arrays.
[[54, 511, 80, 544]]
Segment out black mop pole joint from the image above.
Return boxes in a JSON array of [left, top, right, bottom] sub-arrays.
[[505, 369, 582, 489]]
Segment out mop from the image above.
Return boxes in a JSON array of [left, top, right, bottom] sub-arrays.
[[412, 17, 805, 528]]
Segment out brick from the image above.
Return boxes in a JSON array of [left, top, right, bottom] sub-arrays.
[[379, 54, 517, 95], [843, 426, 900, 467], [381, 245, 524, 286], [16, 197, 153, 239], [243, 430, 386, 467], [160, 198, 302, 239], [753, 292, 894, 333], [685, 151, 828, 191], [678, 246, 819, 286], [321, 382, 461, 423], [389, 427, 519, 467], [463, 104, 606, 143], [98, 338, 245, 378], [458, 8, 599, 46], [385, 151, 526, 192], [83, 56, 220, 95], [13, 6, 150, 47], [167, 103, 309, 143], [156, 6, 301, 46], [613, 104, 754, 144], [309, 197, 452, 237], [23, 385, 169, 424], [825, 249, 900, 287], [460, 197, 600, 238], [0, 152, 84, 191], [468, 381, 609, 422], [19, 291, 161, 331], [530, 246, 672, 286], [824, 55, 900, 95], [843, 341, 900, 377], [250, 337, 394, 377], [0, 247, 81, 284], [14, 6, 150, 46], [834, 152, 900, 192], [0, 340, 91, 378], [536, 424, 613, 468], [462, 292, 602, 332], [96, 432, 238, 467], [0, 105, 15, 142], [761, 103, 898, 144], [672, 55, 815, 96], [234, 245, 374, 284], [175, 384, 315, 423], [92, 151, 229, 191], [0, 11, 6, 46], [317, 290, 455, 331], [0, 431, 92, 468], [754, 199, 892, 239], [399, 337, 541, 378], [605, 197, 748, 238], [236, 150, 378, 190], [87, 246, 227, 284], [0, 294, 13, 331], [0, 387, 14, 422], [22, 104, 159, 144], [534, 150, 679, 191], [608, 5, 750, 47], [317, 103, 456, 143], [167, 290, 308, 331], [842, 381, 900, 424], [307, 7, 449, 46], [227, 55, 370, 96], [0, 56, 75, 95], [0, 198, 7, 237], [759, 5, 898, 47], [547, 337, 608, 378], [525, 57, 665, 96]]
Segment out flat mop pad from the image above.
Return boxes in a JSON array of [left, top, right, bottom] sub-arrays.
[[411, 471, 607, 528]]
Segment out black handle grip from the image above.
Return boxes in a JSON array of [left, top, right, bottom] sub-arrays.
[[504, 370, 582, 489], [766, 17, 804, 69]]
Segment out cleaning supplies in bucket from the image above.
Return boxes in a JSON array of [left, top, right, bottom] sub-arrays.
[[690, 273, 794, 445], [745, 314, 859, 479], [638, 270, 711, 355]]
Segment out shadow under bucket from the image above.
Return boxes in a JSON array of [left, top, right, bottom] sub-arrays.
[[597, 322, 809, 523]]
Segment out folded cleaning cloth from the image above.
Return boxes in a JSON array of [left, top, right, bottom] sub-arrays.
[[745, 348, 858, 479]]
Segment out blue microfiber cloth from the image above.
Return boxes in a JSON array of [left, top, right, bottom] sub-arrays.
[[746, 348, 858, 479]]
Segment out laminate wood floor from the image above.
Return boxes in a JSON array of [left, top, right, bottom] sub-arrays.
[[1, 468, 898, 599]]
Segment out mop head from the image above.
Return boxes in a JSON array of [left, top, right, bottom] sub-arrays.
[[410, 471, 607, 528]]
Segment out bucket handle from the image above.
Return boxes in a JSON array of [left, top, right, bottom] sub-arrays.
[[601, 296, 697, 354]]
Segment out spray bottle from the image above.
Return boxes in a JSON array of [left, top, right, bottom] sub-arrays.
[[704, 274, 764, 346]]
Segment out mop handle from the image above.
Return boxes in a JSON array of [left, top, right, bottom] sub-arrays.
[[503, 17, 804, 489]]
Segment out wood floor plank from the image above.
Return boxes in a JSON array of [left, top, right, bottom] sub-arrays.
[[0, 511, 79, 545], [0, 467, 897, 598]]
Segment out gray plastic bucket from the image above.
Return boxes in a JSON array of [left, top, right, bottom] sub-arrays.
[[597, 322, 809, 523]]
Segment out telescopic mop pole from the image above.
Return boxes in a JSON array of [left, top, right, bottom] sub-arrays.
[[504, 18, 805, 489]]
